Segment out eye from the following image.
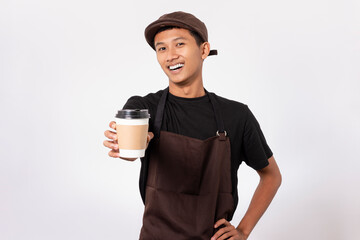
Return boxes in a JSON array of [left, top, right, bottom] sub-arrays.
[[176, 42, 185, 47], [157, 47, 166, 52]]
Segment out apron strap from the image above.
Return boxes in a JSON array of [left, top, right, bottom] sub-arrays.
[[206, 90, 227, 140], [154, 87, 169, 137], [154, 87, 226, 138]]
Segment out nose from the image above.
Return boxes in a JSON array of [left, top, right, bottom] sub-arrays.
[[166, 46, 179, 62]]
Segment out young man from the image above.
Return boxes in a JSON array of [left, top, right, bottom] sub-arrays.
[[104, 11, 281, 240]]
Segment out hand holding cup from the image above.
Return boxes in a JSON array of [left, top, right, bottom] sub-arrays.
[[103, 109, 152, 161]]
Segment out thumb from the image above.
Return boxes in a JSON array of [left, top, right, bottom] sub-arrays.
[[146, 132, 154, 149], [148, 132, 154, 141]]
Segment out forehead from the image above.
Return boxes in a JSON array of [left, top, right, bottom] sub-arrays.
[[154, 28, 194, 44]]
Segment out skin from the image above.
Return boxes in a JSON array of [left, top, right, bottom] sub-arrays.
[[103, 28, 282, 239], [153, 28, 210, 98], [103, 121, 153, 161], [211, 156, 281, 240]]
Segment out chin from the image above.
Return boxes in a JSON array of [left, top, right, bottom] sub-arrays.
[[169, 77, 187, 85]]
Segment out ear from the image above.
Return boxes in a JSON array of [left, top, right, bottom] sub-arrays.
[[201, 42, 210, 60]]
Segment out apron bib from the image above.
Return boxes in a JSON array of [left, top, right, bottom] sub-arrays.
[[140, 88, 234, 240]]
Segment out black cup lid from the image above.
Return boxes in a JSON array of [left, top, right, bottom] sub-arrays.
[[115, 109, 150, 119]]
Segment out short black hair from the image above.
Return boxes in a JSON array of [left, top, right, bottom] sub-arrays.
[[154, 26, 204, 47]]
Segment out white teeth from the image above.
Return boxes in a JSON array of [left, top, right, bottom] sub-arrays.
[[169, 63, 184, 70]]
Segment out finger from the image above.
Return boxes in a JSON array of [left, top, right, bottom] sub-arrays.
[[103, 140, 118, 150], [211, 227, 226, 240], [109, 121, 116, 130], [211, 227, 224, 240], [108, 150, 120, 158], [212, 219, 227, 240], [120, 156, 137, 161], [212, 225, 235, 240], [147, 132, 154, 143], [217, 227, 237, 240], [214, 218, 230, 228], [146, 132, 154, 150], [104, 130, 117, 140], [148, 132, 154, 140]]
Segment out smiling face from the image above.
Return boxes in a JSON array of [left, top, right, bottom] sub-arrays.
[[154, 28, 210, 87]]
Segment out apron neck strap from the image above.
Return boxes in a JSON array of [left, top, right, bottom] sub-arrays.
[[154, 87, 169, 137], [206, 89, 226, 136], [154, 87, 226, 137]]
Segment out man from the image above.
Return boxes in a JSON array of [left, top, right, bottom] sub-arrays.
[[104, 11, 281, 240]]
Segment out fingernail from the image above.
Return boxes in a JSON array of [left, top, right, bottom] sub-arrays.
[[113, 144, 118, 149]]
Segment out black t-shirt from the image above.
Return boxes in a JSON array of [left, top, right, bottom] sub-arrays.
[[123, 89, 273, 214]]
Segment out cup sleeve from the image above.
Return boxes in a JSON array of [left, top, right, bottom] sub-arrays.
[[242, 105, 273, 170]]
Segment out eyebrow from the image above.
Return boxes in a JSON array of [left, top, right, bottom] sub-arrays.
[[155, 37, 188, 48]]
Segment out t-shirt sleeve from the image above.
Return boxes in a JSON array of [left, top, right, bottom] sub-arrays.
[[122, 96, 146, 109], [122, 95, 155, 133], [242, 105, 273, 170]]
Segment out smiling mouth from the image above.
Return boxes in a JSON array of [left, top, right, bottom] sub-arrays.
[[168, 63, 184, 71]]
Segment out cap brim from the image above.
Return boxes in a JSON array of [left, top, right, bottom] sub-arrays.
[[145, 20, 197, 50], [145, 19, 217, 56]]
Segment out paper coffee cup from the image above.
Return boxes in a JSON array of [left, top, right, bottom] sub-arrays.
[[115, 109, 150, 158]]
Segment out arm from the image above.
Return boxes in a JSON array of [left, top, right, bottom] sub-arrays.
[[236, 155, 282, 238], [212, 156, 281, 240]]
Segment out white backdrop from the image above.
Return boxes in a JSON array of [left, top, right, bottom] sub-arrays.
[[1, 0, 359, 239]]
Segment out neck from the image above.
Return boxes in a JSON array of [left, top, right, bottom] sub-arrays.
[[168, 79, 205, 98]]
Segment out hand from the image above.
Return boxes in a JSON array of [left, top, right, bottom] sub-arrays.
[[103, 121, 154, 161], [211, 219, 247, 240]]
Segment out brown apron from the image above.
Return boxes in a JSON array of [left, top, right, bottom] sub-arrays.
[[139, 88, 234, 240]]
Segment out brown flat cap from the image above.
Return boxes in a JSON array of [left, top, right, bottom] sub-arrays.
[[145, 11, 218, 56]]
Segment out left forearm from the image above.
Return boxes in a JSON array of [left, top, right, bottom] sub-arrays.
[[211, 156, 281, 240], [236, 174, 281, 237], [236, 156, 282, 238]]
